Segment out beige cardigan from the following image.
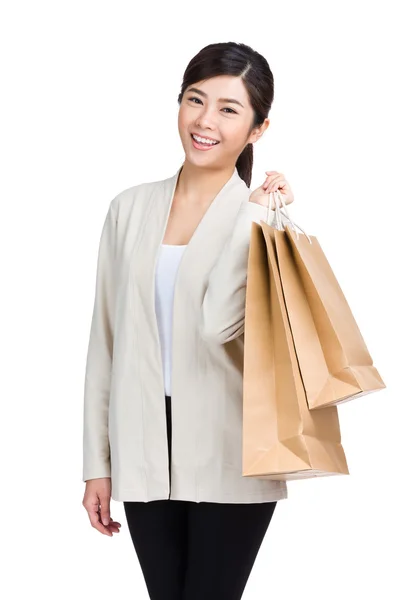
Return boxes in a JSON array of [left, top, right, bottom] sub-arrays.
[[82, 164, 289, 503]]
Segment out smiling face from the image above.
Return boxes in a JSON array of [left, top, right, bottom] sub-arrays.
[[178, 75, 269, 170]]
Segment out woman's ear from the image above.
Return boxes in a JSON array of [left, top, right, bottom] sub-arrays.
[[249, 118, 270, 145]]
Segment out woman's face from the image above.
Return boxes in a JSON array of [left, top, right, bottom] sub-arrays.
[[178, 75, 268, 170]]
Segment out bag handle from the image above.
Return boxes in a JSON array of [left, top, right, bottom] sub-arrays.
[[267, 190, 312, 244]]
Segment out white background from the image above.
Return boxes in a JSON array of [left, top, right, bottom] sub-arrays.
[[2, 1, 406, 598]]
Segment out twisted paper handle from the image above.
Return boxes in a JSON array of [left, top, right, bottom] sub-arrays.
[[267, 190, 312, 244]]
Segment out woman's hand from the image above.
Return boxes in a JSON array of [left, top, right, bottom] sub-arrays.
[[82, 477, 122, 537], [249, 170, 295, 209]]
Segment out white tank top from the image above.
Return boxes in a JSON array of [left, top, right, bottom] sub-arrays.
[[155, 244, 187, 396]]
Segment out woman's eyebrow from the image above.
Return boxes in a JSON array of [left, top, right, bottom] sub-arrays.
[[186, 87, 245, 108]]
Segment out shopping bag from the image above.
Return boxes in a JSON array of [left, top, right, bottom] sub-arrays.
[[242, 217, 349, 480], [271, 191, 386, 410]]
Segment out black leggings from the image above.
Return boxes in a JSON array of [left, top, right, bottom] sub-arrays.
[[123, 395, 278, 600]]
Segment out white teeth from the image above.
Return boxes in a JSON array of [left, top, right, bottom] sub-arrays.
[[192, 134, 219, 145]]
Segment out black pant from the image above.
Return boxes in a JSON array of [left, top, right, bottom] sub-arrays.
[[123, 395, 278, 600]]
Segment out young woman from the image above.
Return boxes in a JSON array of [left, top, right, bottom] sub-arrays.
[[82, 41, 295, 600]]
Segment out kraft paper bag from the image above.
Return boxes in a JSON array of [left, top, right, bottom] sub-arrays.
[[271, 204, 386, 410], [242, 221, 349, 481]]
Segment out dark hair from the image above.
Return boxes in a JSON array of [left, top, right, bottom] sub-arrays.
[[177, 42, 274, 188]]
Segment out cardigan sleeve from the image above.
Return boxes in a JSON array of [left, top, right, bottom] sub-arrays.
[[82, 199, 117, 482], [199, 200, 291, 345]]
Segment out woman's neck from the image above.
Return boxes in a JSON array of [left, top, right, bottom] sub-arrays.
[[175, 161, 235, 206]]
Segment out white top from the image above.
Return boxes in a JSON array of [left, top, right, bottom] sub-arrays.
[[155, 244, 187, 396]]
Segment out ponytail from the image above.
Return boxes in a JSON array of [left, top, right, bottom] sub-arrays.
[[236, 143, 254, 188]]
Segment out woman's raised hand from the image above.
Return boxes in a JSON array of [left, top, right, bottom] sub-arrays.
[[249, 170, 295, 209]]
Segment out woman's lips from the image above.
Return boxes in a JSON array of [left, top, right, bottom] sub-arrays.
[[191, 133, 220, 151]]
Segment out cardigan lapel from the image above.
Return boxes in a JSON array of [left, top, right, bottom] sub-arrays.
[[130, 163, 250, 397], [143, 163, 251, 314], [152, 163, 248, 266]]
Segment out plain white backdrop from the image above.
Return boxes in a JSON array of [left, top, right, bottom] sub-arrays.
[[1, 1, 406, 598]]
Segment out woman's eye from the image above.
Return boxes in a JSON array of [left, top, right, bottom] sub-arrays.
[[187, 97, 237, 114]]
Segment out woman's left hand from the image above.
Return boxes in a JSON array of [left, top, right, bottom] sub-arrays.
[[249, 170, 295, 209]]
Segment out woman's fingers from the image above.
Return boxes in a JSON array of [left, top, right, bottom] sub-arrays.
[[83, 498, 112, 535], [262, 172, 285, 190], [89, 505, 113, 536], [266, 177, 286, 194], [107, 517, 122, 533]]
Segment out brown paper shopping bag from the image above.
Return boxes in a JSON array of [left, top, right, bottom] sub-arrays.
[[242, 220, 349, 480], [271, 192, 386, 410]]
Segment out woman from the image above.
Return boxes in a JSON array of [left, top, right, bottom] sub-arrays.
[[82, 41, 295, 600]]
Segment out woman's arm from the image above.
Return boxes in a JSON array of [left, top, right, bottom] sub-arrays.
[[199, 199, 290, 345], [82, 198, 117, 481]]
